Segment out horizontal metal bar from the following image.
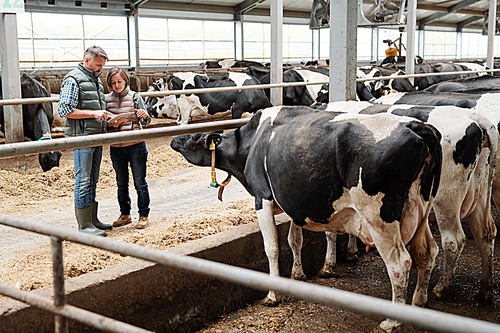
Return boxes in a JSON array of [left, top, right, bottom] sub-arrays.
[[0, 118, 249, 157], [356, 68, 500, 82], [0, 283, 153, 333], [3, 68, 500, 107], [0, 213, 498, 333]]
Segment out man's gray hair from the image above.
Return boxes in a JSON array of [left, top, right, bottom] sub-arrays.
[[84, 45, 109, 61]]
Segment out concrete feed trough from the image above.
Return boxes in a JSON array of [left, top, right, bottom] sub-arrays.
[[0, 216, 327, 332]]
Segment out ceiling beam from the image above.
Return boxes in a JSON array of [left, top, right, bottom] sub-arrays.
[[418, 0, 481, 29], [417, 4, 483, 16], [456, 15, 483, 31], [235, 0, 266, 14]]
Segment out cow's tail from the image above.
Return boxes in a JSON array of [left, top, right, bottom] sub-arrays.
[[468, 113, 498, 241], [406, 121, 442, 269], [407, 121, 442, 200]]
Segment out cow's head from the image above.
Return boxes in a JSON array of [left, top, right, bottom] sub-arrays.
[[39, 150, 62, 172], [171, 132, 222, 167], [145, 78, 179, 119]]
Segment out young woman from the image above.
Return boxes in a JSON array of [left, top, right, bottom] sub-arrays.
[[106, 67, 151, 229]]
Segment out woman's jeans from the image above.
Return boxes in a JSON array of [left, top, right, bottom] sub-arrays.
[[73, 146, 102, 209], [110, 141, 150, 217]]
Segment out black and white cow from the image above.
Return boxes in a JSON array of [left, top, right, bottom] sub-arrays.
[[358, 65, 416, 98], [0, 74, 62, 172], [167, 71, 272, 125], [171, 106, 443, 332], [247, 67, 376, 105], [423, 74, 500, 93], [375, 90, 500, 213], [315, 101, 498, 302], [144, 78, 179, 119], [200, 59, 266, 69]]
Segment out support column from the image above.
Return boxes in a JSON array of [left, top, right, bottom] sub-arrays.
[[371, 27, 378, 63], [234, 16, 243, 60], [487, 0, 497, 70], [405, 0, 417, 84], [0, 13, 24, 143], [456, 31, 462, 60], [270, 0, 283, 105], [329, 0, 357, 102], [418, 29, 425, 59], [128, 10, 140, 69]]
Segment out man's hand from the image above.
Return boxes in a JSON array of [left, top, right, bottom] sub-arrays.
[[94, 110, 114, 121]]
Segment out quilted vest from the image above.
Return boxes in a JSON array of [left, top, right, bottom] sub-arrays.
[[64, 63, 107, 137], [106, 86, 143, 147]]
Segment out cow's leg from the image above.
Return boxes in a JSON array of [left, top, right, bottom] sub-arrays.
[[412, 222, 439, 307], [288, 222, 307, 281], [351, 188, 411, 332], [318, 232, 337, 278], [346, 234, 359, 261], [467, 194, 496, 301], [432, 206, 465, 299], [256, 198, 280, 306]]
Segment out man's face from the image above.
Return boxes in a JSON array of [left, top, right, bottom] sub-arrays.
[[84, 56, 107, 76]]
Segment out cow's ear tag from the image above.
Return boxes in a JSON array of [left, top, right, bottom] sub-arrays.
[[209, 140, 216, 150]]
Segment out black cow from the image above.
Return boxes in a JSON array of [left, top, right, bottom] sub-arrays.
[[0, 74, 62, 171], [167, 71, 272, 125], [171, 105, 442, 332], [200, 59, 266, 69]]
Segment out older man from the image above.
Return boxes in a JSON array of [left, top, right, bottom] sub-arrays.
[[58, 45, 114, 236]]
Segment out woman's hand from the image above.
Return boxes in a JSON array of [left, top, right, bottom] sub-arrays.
[[108, 117, 126, 127], [136, 109, 148, 119]]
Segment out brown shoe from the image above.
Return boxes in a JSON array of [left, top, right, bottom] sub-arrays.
[[112, 215, 132, 227], [135, 216, 149, 229]]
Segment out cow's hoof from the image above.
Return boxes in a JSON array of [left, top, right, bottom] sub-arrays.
[[477, 285, 494, 302], [432, 283, 445, 299], [317, 269, 340, 279], [290, 272, 307, 281], [378, 319, 402, 333], [261, 297, 279, 307], [346, 252, 359, 262]]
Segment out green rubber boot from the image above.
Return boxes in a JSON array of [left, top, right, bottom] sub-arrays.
[[75, 207, 107, 237], [89, 202, 113, 230]]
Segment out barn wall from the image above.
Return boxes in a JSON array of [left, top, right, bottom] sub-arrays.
[[0, 215, 329, 333]]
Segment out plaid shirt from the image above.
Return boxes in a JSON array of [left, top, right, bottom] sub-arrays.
[[58, 77, 79, 117]]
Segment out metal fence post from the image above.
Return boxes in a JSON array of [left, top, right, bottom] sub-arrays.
[[51, 237, 68, 333]]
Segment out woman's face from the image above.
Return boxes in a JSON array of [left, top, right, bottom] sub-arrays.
[[110, 74, 126, 93]]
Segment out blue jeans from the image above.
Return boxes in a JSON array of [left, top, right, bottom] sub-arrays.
[[73, 146, 102, 209], [110, 141, 150, 217]]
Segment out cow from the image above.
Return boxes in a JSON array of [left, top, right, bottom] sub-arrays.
[[0, 74, 62, 172], [409, 62, 480, 91], [171, 105, 443, 332], [380, 55, 424, 66], [423, 74, 500, 93], [374, 90, 500, 212], [313, 101, 498, 303], [144, 78, 179, 119], [200, 59, 266, 69], [167, 71, 272, 125], [358, 65, 416, 98], [247, 66, 376, 105]]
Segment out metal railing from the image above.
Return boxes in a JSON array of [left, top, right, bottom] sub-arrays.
[[2, 67, 500, 107], [1, 211, 500, 333]]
